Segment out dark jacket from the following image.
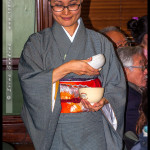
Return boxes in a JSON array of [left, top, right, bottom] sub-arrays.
[[125, 83, 142, 135]]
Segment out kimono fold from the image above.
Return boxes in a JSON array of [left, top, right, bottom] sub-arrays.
[[18, 18, 126, 150]]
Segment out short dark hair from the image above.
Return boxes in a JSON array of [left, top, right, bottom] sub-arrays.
[[127, 15, 148, 44]]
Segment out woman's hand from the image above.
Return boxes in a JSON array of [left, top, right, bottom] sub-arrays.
[[67, 58, 99, 76], [52, 58, 99, 83], [81, 97, 109, 112]]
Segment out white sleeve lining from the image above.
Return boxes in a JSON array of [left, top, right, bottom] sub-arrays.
[[102, 103, 117, 130]]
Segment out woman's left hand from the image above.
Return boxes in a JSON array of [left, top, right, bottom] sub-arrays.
[[81, 97, 109, 112]]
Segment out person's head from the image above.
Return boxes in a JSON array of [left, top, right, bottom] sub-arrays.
[[127, 16, 148, 45], [117, 46, 147, 88], [100, 26, 128, 49], [49, 0, 83, 29]]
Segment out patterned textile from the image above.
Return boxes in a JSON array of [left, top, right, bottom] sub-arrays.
[[60, 78, 101, 113]]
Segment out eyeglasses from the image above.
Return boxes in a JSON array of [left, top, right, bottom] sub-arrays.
[[116, 40, 129, 48], [50, 3, 81, 12], [125, 65, 148, 72]]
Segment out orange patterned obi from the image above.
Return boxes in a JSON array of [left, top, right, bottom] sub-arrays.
[[60, 78, 102, 113]]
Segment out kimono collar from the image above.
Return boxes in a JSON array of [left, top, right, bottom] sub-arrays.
[[51, 18, 87, 62], [62, 18, 81, 43], [51, 17, 85, 44]]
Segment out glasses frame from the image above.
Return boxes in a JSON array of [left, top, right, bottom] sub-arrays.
[[116, 40, 129, 48], [50, 3, 81, 12], [125, 65, 148, 72]]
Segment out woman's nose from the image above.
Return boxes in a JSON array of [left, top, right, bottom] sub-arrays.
[[62, 7, 70, 15]]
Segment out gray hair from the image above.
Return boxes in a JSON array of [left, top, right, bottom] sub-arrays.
[[100, 26, 122, 34], [99, 26, 127, 40], [117, 46, 143, 68]]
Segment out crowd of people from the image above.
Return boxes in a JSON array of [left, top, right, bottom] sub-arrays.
[[101, 15, 148, 150], [17, 0, 148, 149]]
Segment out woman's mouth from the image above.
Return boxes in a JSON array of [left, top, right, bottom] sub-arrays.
[[61, 17, 72, 21]]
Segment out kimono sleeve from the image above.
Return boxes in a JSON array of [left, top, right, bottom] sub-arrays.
[[99, 39, 127, 138], [18, 33, 61, 150]]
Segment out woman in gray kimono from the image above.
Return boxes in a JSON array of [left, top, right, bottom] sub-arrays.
[[18, 0, 126, 150]]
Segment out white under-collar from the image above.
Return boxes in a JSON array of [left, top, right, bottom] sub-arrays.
[[62, 18, 80, 43]]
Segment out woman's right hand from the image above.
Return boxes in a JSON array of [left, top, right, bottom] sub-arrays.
[[52, 58, 99, 83], [67, 59, 100, 76]]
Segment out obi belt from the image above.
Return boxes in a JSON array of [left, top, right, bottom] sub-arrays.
[[60, 78, 102, 113]]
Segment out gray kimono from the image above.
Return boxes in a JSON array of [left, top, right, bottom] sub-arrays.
[[18, 18, 126, 150]]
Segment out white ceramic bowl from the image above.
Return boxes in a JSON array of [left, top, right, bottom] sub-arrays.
[[88, 54, 105, 70], [79, 87, 104, 103]]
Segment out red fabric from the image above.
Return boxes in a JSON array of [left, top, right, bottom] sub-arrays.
[[60, 78, 102, 113], [60, 78, 102, 87]]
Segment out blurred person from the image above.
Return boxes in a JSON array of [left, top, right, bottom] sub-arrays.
[[18, 0, 126, 150], [99, 26, 129, 49], [123, 88, 148, 150], [117, 46, 147, 137], [127, 16, 148, 59], [131, 88, 148, 150]]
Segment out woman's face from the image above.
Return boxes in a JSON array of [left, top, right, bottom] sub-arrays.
[[50, 0, 82, 30]]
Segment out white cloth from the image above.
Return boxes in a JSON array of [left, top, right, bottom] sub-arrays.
[[102, 103, 117, 130], [62, 18, 80, 42]]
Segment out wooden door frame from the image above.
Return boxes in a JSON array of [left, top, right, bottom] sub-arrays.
[[36, 0, 53, 32], [2, 0, 53, 144]]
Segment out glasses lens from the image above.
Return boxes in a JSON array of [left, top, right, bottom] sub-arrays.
[[68, 4, 79, 11], [52, 5, 63, 11], [117, 40, 128, 48], [124, 42, 129, 46], [51, 4, 80, 12]]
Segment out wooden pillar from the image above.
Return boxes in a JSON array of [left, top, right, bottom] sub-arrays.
[[36, 0, 53, 32]]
